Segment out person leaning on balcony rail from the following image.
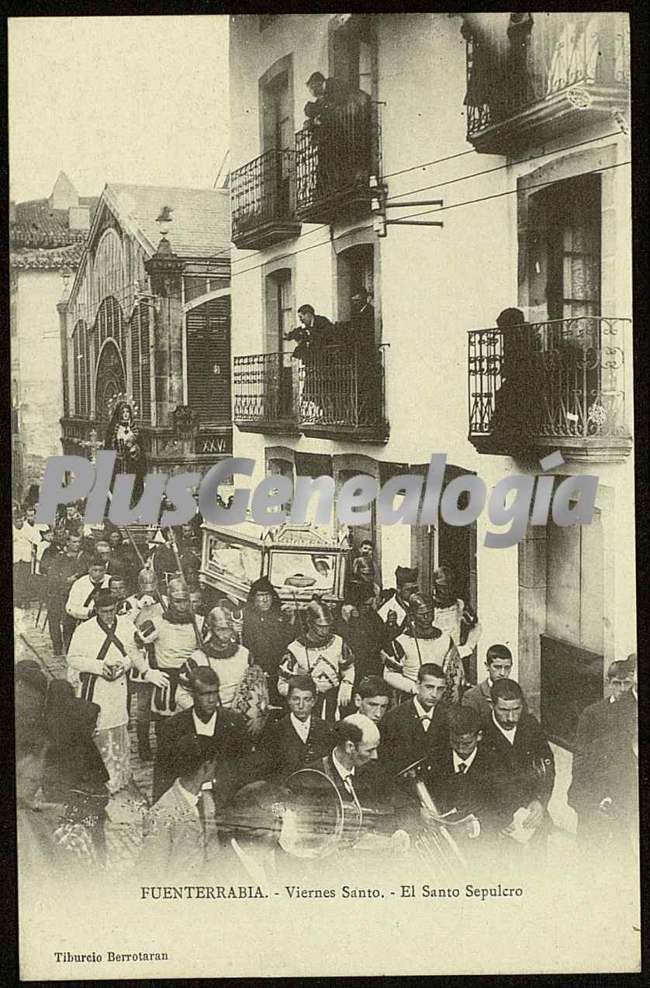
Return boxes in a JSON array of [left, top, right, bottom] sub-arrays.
[[283, 304, 335, 358], [489, 307, 541, 445], [302, 71, 345, 130], [284, 304, 336, 412]]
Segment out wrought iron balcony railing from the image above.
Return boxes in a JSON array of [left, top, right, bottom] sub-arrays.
[[233, 343, 389, 442], [468, 316, 632, 461], [298, 342, 388, 442], [233, 351, 299, 434], [295, 96, 381, 224], [230, 149, 301, 250], [464, 12, 629, 152]]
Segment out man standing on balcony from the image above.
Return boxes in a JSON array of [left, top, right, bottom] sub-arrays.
[[350, 288, 380, 422], [284, 304, 335, 415]]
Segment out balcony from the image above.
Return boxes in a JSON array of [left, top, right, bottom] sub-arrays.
[[464, 12, 629, 154], [233, 352, 300, 436], [233, 343, 389, 443], [467, 316, 632, 462], [298, 343, 388, 443], [230, 149, 301, 250], [295, 96, 380, 224]]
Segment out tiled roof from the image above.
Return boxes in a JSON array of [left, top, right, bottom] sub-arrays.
[[10, 197, 99, 248], [106, 183, 231, 259], [10, 242, 87, 271]]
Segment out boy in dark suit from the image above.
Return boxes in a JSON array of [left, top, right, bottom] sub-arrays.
[[380, 662, 452, 775], [153, 666, 250, 802], [418, 706, 498, 836], [258, 675, 333, 779]]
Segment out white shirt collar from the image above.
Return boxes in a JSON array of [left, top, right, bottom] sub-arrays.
[[176, 779, 200, 810], [290, 713, 311, 740], [492, 710, 517, 744], [452, 747, 478, 773], [332, 749, 354, 781], [192, 710, 217, 736], [413, 696, 435, 722]]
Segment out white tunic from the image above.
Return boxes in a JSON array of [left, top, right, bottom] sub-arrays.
[[66, 614, 146, 730], [65, 574, 111, 621], [384, 630, 455, 696], [176, 643, 250, 709], [278, 635, 354, 696], [377, 594, 409, 627]]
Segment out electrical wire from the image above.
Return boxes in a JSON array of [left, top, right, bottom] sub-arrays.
[[231, 127, 626, 265], [384, 129, 624, 203], [228, 159, 631, 279]]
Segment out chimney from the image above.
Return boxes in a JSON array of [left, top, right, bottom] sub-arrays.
[[9, 200, 16, 224], [68, 205, 90, 232]]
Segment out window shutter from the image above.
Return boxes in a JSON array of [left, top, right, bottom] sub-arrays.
[[186, 297, 231, 424]]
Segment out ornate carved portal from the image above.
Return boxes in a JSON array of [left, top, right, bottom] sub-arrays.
[[95, 339, 126, 427]]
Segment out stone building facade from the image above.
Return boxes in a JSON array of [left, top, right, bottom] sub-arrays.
[[228, 12, 633, 742], [59, 182, 233, 476]]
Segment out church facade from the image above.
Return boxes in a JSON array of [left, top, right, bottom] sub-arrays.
[[59, 182, 233, 476]]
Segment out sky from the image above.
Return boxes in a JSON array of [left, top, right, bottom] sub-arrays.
[[8, 15, 229, 202]]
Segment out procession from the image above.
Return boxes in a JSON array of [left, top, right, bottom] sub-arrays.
[[14, 491, 638, 886], [10, 11, 638, 970]]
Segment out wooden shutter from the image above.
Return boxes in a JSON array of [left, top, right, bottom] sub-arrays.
[[186, 297, 231, 424]]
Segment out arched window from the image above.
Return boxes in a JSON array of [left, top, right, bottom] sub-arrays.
[[186, 296, 231, 424], [95, 296, 124, 354], [336, 243, 374, 326], [94, 228, 124, 314]]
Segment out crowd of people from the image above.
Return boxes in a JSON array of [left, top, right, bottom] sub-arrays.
[[14, 502, 638, 885]]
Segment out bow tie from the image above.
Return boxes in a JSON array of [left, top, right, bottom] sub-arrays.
[[456, 762, 468, 774]]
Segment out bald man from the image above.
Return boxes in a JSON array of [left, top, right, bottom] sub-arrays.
[[298, 714, 414, 857]]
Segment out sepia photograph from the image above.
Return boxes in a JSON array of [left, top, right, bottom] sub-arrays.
[[9, 10, 640, 979]]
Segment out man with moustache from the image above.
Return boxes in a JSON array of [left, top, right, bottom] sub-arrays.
[[481, 679, 555, 850]]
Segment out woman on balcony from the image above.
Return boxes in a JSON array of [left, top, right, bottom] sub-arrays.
[[490, 307, 542, 448]]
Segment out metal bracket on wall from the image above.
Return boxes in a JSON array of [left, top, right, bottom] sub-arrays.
[[370, 178, 443, 237]]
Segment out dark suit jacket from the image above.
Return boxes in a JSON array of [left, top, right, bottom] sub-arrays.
[[418, 742, 499, 830], [573, 693, 636, 756], [380, 698, 452, 776], [302, 754, 407, 836], [481, 713, 555, 825], [153, 706, 251, 802], [568, 726, 638, 819], [259, 715, 334, 779]]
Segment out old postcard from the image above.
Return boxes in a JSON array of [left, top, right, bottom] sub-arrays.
[[10, 11, 640, 979]]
